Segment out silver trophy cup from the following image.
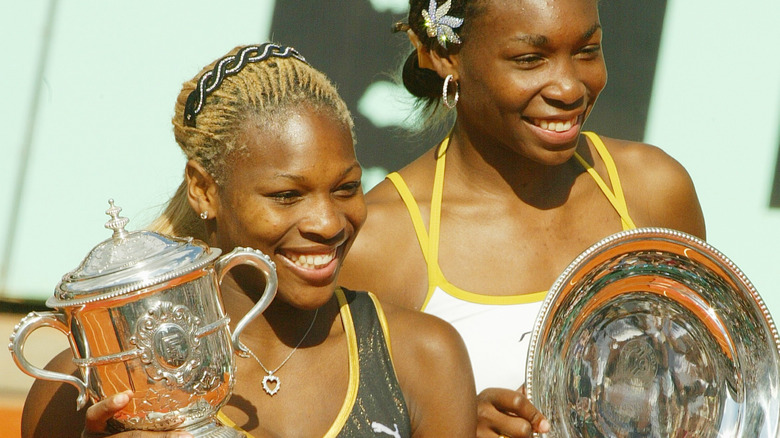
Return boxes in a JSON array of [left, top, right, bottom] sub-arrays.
[[9, 200, 277, 437]]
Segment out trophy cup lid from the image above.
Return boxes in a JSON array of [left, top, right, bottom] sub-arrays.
[[48, 199, 222, 307]]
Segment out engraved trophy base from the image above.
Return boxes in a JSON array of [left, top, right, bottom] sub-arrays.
[[107, 416, 244, 438], [184, 419, 246, 438]]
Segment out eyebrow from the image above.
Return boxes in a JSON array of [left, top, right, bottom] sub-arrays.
[[274, 162, 361, 182], [275, 173, 306, 183], [513, 22, 601, 47], [582, 23, 602, 41], [515, 34, 548, 47]]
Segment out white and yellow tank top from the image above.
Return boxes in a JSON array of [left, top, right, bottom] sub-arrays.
[[387, 131, 637, 391]]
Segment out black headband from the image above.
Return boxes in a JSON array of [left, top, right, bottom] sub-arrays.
[[183, 43, 307, 127]]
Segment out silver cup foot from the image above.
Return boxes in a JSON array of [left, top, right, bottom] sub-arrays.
[[183, 420, 246, 438]]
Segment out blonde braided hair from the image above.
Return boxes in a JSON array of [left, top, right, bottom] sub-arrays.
[[149, 44, 353, 240]]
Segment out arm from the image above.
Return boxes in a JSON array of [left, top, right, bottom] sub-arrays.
[[22, 350, 86, 438], [22, 350, 188, 438], [383, 303, 477, 437]]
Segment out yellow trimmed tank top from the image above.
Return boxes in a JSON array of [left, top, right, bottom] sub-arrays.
[[386, 131, 636, 391], [216, 288, 411, 437]]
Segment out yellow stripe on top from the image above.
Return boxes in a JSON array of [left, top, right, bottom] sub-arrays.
[[215, 288, 360, 438], [426, 139, 545, 307], [576, 131, 636, 230], [324, 288, 361, 437], [385, 131, 636, 310], [366, 291, 402, 380], [216, 411, 243, 435], [387, 140, 547, 309], [386, 172, 431, 265]]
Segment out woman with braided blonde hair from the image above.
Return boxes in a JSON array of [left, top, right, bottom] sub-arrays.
[[21, 43, 477, 438], [340, 0, 706, 436]]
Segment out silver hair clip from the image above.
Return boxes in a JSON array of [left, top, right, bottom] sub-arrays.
[[422, 0, 464, 49]]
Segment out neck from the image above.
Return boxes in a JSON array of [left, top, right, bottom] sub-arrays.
[[221, 278, 339, 352], [443, 123, 583, 207]]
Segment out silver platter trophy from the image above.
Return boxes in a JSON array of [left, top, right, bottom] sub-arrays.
[[9, 200, 278, 437], [526, 227, 780, 437]]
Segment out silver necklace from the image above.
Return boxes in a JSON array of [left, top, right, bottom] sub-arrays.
[[246, 308, 319, 396]]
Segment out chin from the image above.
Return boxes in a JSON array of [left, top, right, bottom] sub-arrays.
[[282, 279, 339, 310], [545, 147, 580, 166], [516, 140, 578, 167]]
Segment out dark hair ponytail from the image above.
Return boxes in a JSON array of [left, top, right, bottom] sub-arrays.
[[401, 50, 444, 100]]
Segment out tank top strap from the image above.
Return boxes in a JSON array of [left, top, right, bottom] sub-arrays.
[[333, 289, 411, 437], [328, 288, 364, 436], [428, 137, 449, 271], [422, 137, 451, 306], [386, 172, 431, 265], [575, 131, 637, 230], [386, 137, 451, 305]]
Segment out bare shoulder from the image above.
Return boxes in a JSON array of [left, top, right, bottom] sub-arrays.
[[379, 298, 467, 358], [340, 157, 435, 309], [375, 297, 477, 436], [595, 136, 706, 239], [599, 136, 682, 171], [22, 349, 87, 438], [349, 177, 409, 255]]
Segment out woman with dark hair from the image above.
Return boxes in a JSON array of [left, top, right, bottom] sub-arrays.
[[21, 43, 477, 438], [340, 0, 706, 436]]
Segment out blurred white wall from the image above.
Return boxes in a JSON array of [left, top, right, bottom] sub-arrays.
[[1, 0, 276, 299]]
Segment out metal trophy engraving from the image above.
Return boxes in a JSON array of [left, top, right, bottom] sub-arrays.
[[526, 227, 780, 437], [8, 200, 278, 437]]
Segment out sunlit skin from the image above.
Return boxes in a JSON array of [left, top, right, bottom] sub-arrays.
[[340, 0, 706, 437], [193, 107, 476, 437], [22, 105, 478, 438], [204, 107, 367, 312], [453, 0, 606, 165], [189, 106, 369, 436]]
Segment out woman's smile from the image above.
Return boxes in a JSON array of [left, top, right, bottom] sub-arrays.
[[278, 246, 342, 283], [523, 113, 583, 145], [214, 105, 366, 306]]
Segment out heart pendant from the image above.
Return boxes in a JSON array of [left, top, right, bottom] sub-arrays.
[[262, 374, 280, 396]]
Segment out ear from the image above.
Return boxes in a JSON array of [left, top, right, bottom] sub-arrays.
[[407, 29, 460, 79], [185, 160, 219, 220]]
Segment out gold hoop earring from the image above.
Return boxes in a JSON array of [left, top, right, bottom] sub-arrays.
[[442, 74, 459, 109]]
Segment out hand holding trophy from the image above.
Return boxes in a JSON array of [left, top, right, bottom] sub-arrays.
[[9, 200, 277, 437]]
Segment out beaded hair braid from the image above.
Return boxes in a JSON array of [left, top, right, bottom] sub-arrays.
[[183, 43, 307, 127]]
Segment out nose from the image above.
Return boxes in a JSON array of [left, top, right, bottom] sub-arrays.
[[299, 196, 346, 245], [542, 60, 586, 110]]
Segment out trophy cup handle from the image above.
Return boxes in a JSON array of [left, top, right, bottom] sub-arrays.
[[215, 247, 278, 358], [8, 311, 90, 409]]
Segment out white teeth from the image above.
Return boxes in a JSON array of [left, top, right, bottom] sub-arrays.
[[533, 117, 577, 132], [288, 250, 336, 269]]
